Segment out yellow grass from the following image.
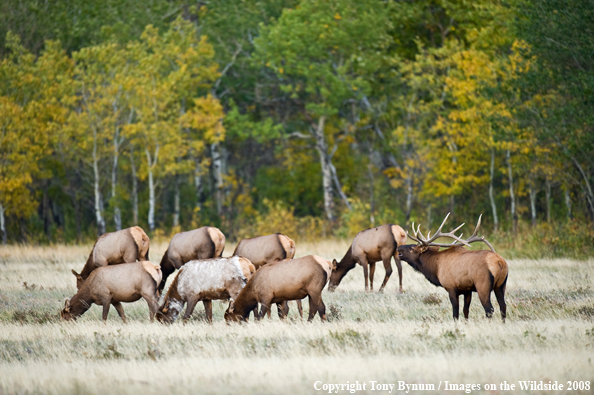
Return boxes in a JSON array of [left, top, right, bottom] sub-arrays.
[[0, 242, 593, 394]]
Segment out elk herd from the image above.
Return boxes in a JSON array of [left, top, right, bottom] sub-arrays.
[[60, 214, 508, 324]]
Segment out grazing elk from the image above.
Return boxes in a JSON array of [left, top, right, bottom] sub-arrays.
[[158, 226, 226, 294], [224, 255, 334, 323], [328, 224, 407, 293], [61, 261, 161, 322], [397, 214, 508, 322], [157, 256, 255, 324], [233, 233, 301, 318], [72, 226, 150, 289]]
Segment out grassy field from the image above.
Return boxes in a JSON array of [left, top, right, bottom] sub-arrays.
[[0, 241, 593, 394]]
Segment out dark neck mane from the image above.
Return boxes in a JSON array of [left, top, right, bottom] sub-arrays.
[[412, 250, 443, 287]]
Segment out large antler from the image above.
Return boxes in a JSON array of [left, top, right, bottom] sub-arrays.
[[407, 213, 496, 252], [453, 214, 496, 252]]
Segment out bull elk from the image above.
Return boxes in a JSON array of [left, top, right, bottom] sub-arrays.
[[397, 214, 508, 322], [72, 226, 150, 289], [158, 226, 226, 294], [328, 224, 407, 293]]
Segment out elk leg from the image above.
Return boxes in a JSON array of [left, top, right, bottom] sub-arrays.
[[448, 290, 460, 320], [202, 300, 213, 323], [259, 298, 272, 320], [358, 256, 370, 292], [141, 291, 160, 322], [393, 253, 403, 293], [477, 289, 494, 319], [158, 257, 176, 295], [379, 257, 393, 293], [307, 293, 326, 322], [494, 286, 507, 323], [369, 262, 376, 291], [278, 302, 289, 319], [102, 298, 112, 322], [296, 300, 303, 319], [112, 301, 127, 323], [462, 292, 472, 320], [276, 302, 286, 319]]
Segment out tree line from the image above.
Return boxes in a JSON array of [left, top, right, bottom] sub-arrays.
[[0, 0, 593, 245]]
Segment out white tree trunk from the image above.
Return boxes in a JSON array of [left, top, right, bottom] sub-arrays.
[[545, 176, 551, 223], [506, 149, 517, 236], [405, 171, 413, 224], [112, 136, 121, 231], [0, 203, 6, 244], [173, 177, 180, 227], [145, 146, 159, 232], [93, 132, 105, 236], [194, 164, 203, 210], [529, 182, 537, 227], [488, 148, 499, 232], [211, 143, 225, 217], [312, 116, 335, 222], [130, 149, 138, 225]]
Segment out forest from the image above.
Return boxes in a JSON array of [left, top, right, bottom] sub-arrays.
[[0, 0, 593, 255]]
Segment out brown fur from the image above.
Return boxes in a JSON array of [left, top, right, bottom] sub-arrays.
[[329, 224, 407, 292], [158, 226, 226, 293], [233, 233, 296, 269], [233, 233, 300, 318], [398, 244, 508, 321], [224, 255, 331, 323], [61, 261, 161, 322], [74, 226, 150, 289]]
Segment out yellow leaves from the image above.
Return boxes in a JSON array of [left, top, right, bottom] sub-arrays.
[[334, 13, 342, 20], [279, 67, 284, 74]]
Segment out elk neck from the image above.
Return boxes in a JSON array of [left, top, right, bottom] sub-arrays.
[[413, 249, 443, 287]]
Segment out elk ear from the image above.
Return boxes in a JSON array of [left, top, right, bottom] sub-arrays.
[[331, 259, 338, 271], [63, 299, 71, 312], [228, 299, 235, 313], [71, 269, 82, 280]]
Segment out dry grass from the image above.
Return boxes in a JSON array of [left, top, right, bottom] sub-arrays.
[[0, 241, 593, 394]]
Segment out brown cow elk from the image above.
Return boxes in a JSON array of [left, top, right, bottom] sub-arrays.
[[224, 255, 334, 323], [73, 226, 150, 289], [328, 224, 407, 293], [61, 261, 161, 322], [157, 256, 255, 324], [397, 214, 508, 322], [158, 226, 226, 293], [233, 233, 301, 318]]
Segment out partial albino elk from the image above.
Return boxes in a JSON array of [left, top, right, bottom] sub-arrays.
[[157, 256, 255, 324], [233, 233, 302, 318], [158, 226, 226, 294], [328, 224, 407, 293], [397, 213, 508, 322], [72, 226, 150, 289], [225, 255, 334, 323], [61, 261, 161, 322]]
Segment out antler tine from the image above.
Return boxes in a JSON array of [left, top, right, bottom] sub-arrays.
[[450, 234, 462, 244], [427, 213, 450, 243], [470, 214, 482, 237], [462, 214, 496, 252], [406, 230, 422, 244]]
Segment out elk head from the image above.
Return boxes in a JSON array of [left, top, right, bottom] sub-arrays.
[[60, 299, 75, 321], [397, 213, 495, 262]]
